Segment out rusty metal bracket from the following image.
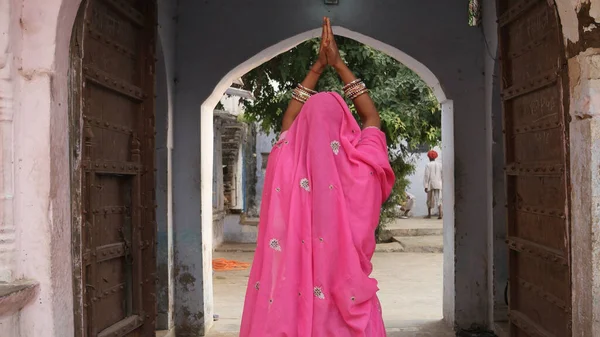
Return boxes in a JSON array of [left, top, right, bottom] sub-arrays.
[[101, 0, 145, 27], [97, 315, 143, 337], [513, 121, 561, 135], [517, 277, 569, 312], [84, 65, 145, 101], [498, 0, 543, 27], [505, 163, 564, 176], [87, 27, 136, 59], [84, 115, 133, 135], [509, 30, 553, 59], [506, 236, 568, 266], [514, 204, 566, 219], [508, 310, 554, 337], [501, 70, 558, 101], [82, 160, 143, 175]]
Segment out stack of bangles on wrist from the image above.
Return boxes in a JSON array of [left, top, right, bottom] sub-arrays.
[[343, 79, 369, 100], [292, 83, 318, 104]]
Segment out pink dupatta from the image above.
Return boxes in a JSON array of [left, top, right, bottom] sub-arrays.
[[240, 92, 395, 336]]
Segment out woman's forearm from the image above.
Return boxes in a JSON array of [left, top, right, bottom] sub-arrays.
[[333, 61, 381, 128], [281, 60, 326, 132]]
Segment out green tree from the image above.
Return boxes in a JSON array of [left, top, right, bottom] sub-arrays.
[[240, 37, 441, 237]]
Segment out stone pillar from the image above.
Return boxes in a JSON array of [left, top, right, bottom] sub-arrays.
[[569, 48, 600, 337], [172, 91, 205, 336], [441, 100, 455, 325], [0, 0, 16, 283], [155, 37, 170, 331]]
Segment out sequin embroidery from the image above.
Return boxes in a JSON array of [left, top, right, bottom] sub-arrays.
[[330, 141, 340, 155], [300, 178, 310, 192], [269, 238, 282, 251], [314, 287, 325, 300]]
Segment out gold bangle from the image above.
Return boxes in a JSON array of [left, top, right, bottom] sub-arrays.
[[298, 84, 318, 95], [292, 88, 310, 103], [349, 88, 369, 100], [343, 80, 365, 95], [344, 82, 366, 99], [294, 88, 311, 100], [292, 93, 307, 104], [342, 79, 362, 91]]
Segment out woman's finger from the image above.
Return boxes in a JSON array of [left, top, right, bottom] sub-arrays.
[[326, 18, 333, 39], [321, 17, 326, 42]]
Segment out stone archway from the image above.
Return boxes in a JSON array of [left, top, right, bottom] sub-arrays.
[[198, 26, 456, 332]]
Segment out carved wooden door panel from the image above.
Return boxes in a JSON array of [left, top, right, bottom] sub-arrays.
[[498, 0, 571, 335], [70, 0, 157, 336]]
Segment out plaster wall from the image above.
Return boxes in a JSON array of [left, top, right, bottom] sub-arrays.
[[569, 48, 600, 337], [252, 130, 276, 217], [7, 0, 83, 335], [481, 0, 508, 326], [223, 215, 258, 244], [0, 0, 180, 335], [156, 0, 178, 331], [551, 1, 600, 336]]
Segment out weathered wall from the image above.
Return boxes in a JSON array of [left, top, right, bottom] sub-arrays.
[[156, 0, 177, 331], [482, 0, 508, 327], [223, 215, 258, 244], [155, 33, 170, 331], [251, 130, 276, 217], [212, 120, 225, 247], [176, 0, 489, 332], [9, 0, 83, 336], [554, 1, 600, 336], [568, 33, 600, 337]]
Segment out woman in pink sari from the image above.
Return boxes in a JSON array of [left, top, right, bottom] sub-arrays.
[[240, 18, 395, 337]]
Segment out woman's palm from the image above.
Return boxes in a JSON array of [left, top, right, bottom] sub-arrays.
[[324, 18, 342, 66], [318, 17, 342, 67]]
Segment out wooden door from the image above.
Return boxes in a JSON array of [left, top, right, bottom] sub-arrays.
[[498, 0, 571, 335], [70, 0, 157, 336]]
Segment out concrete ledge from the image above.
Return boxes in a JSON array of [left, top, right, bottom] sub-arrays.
[[393, 236, 444, 253], [239, 214, 259, 226], [0, 280, 39, 316]]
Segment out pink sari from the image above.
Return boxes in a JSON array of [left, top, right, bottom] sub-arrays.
[[240, 92, 395, 337]]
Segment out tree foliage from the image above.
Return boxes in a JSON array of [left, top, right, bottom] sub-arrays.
[[240, 37, 441, 235]]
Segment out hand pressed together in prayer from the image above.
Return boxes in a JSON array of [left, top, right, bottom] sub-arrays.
[[318, 17, 343, 68], [282, 17, 381, 131]]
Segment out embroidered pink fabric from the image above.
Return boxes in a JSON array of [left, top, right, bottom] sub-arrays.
[[240, 92, 395, 336]]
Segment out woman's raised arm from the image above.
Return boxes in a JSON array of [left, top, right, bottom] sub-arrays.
[[324, 18, 380, 129], [281, 18, 330, 132]]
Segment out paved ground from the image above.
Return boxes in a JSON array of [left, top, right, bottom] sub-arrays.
[[206, 251, 454, 337]]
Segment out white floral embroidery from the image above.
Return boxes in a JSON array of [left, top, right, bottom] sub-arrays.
[[300, 178, 310, 191], [330, 140, 340, 155], [269, 238, 282, 251], [314, 286, 325, 300]]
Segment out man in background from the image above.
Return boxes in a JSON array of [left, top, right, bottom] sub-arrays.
[[424, 150, 443, 219]]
